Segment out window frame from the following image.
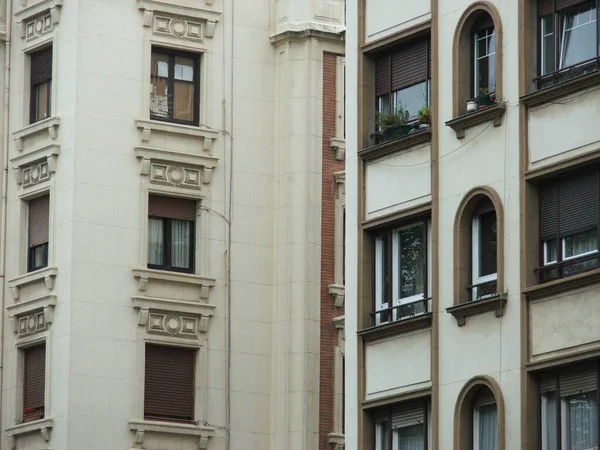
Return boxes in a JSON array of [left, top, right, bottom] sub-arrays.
[[472, 24, 497, 97], [150, 47, 201, 126], [27, 195, 50, 273], [29, 46, 52, 125], [472, 400, 499, 450], [22, 343, 46, 423], [471, 207, 498, 300], [147, 215, 195, 274], [373, 400, 430, 450]]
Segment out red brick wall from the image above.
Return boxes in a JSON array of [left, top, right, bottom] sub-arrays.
[[320, 52, 345, 450]]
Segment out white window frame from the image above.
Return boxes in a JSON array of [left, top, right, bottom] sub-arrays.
[[559, 3, 597, 69], [375, 236, 388, 326], [543, 231, 599, 266], [473, 26, 496, 96], [375, 421, 388, 450], [560, 391, 598, 450], [541, 393, 554, 450], [473, 400, 498, 450], [471, 212, 497, 300], [543, 239, 558, 265]]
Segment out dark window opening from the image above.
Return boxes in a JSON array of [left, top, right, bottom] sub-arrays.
[[28, 195, 49, 272], [23, 344, 46, 423], [30, 46, 52, 124]]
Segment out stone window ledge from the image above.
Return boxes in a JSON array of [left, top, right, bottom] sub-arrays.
[[13, 117, 60, 152], [328, 433, 345, 449], [332, 315, 345, 329], [15, 0, 62, 23], [7, 294, 56, 329], [135, 120, 219, 151], [6, 418, 53, 448], [132, 295, 216, 318], [129, 419, 214, 449], [328, 284, 345, 308], [136, 0, 222, 22], [523, 269, 600, 301], [520, 71, 600, 108], [8, 267, 57, 301], [330, 137, 346, 161], [445, 103, 506, 139], [357, 314, 432, 342], [133, 267, 216, 300], [358, 129, 431, 162], [446, 293, 507, 326]]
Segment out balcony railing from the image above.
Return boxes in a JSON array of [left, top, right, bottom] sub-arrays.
[[467, 279, 498, 301], [535, 57, 600, 90], [370, 297, 431, 327], [536, 252, 600, 284]]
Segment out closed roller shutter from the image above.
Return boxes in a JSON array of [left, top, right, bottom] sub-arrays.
[[375, 54, 391, 97], [391, 401, 425, 429], [538, 0, 588, 17], [23, 344, 46, 422], [391, 39, 428, 92], [30, 46, 52, 86], [148, 195, 196, 222], [558, 168, 599, 237], [29, 195, 49, 248]]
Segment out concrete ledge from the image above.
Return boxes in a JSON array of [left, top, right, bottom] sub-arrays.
[[129, 419, 214, 449], [445, 102, 506, 139], [6, 418, 53, 449], [520, 70, 600, 107], [359, 129, 431, 162], [447, 293, 507, 326], [358, 314, 432, 342]]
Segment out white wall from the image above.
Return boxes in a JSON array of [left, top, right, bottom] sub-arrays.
[[365, 0, 430, 43]]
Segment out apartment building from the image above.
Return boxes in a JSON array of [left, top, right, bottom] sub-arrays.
[[346, 0, 600, 449], [0, 0, 346, 449]]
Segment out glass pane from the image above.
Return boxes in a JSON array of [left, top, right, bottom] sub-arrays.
[[174, 56, 195, 81], [173, 80, 195, 122], [564, 229, 598, 259], [171, 219, 192, 269], [545, 239, 558, 264], [479, 404, 499, 450], [35, 81, 50, 122], [395, 82, 428, 119], [543, 393, 558, 450], [560, 6, 597, 69], [566, 392, 598, 450], [148, 218, 164, 266], [377, 94, 391, 114], [479, 211, 497, 277], [375, 235, 389, 323], [397, 424, 425, 450], [398, 224, 425, 299], [542, 16, 556, 75], [150, 52, 169, 118]]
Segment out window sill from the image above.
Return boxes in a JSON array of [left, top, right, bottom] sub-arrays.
[[328, 284, 345, 308], [523, 268, 600, 300], [520, 70, 600, 108], [129, 419, 215, 449], [12, 116, 60, 152], [328, 433, 345, 449], [358, 129, 431, 162], [357, 313, 432, 342], [15, 0, 63, 23], [446, 293, 507, 326], [6, 417, 53, 448], [445, 103, 506, 139], [330, 137, 346, 161], [132, 267, 216, 299], [8, 266, 57, 301], [135, 119, 219, 151]]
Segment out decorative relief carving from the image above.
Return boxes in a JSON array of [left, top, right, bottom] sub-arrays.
[[153, 14, 204, 41], [21, 160, 50, 188], [17, 311, 47, 337], [146, 312, 201, 337], [150, 163, 202, 189], [24, 13, 52, 41]]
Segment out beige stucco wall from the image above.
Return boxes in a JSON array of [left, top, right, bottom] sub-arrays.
[[364, 0, 430, 43]]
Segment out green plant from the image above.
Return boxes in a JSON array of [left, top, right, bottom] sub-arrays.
[[478, 87, 489, 95], [376, 106, 410, 132], [418, 106, 431, 124]]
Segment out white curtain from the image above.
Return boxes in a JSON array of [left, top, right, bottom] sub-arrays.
[[567, 393, 598, 450], [396, 424, 424, 450], [479, 404, 498, 450], [171, 219, 191, 269], [564, 229, 598, 258], [543, 394, 558, 450], [148, 218, 163, 265]]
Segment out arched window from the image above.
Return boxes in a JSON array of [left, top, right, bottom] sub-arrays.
[[470, 197, 498, 300], [471, 13, 496, 98]]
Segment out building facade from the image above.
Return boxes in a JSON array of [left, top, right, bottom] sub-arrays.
[[0, 0, 346, 449], [345, 0, 600, 449]]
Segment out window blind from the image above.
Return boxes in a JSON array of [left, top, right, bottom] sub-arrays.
[[375, 54, 391, 97], [538, 0, 590, 17], [23, 344, 45, 422], [538, 363, 599, 397], [391, 39, 428, 92], [148, 195, 196, 222], [29, 195, 50, 248], [391, 401, 425, 429], [30, 46, 52, 86], [144, 344, 195, 422]]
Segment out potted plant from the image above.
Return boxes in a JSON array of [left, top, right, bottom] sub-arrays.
[[477, 87, 491, 107], [417, 106, 431, 128], [375, 106, 411, 144]]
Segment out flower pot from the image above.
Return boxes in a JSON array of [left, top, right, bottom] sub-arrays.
[[377, 124, 412, 144], [419, 123, 430, 129], [477, 93, 491, 106], [467, 100, 478, 112]]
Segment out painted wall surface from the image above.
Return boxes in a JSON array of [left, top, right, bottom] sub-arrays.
[[364, 330, 431, 400], [364, 144, 431, 219], [365, 0, 430, 43]]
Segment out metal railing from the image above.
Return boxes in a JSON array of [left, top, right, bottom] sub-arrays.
[[466, 279, 498, 301], [370, 297, 431, 327], [534, 57, 600, 90], [536, 252, 600, 284]]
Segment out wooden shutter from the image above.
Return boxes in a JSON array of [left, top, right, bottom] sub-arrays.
[[539, 181, 559, 240], [29, 195, 49, 247], [391, 38, 428, 92], [560, 365, 598, 397], [558, 168, 599, 237], [391, 401, 425, 429], [23, 344, 45, 422], [539, 0, 590, 16], [148, 195, 196, 221], [539, 373, 558, 393], [30, 46, 52, 86], [375, 54, 391, 97], [144, 344, 195, 422]]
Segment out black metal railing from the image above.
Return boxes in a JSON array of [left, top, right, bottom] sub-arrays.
[[371, 297, 431, 327], [534, 57, 600, 90], [536, 252, 600, 284], [466, 279, 498, 301]]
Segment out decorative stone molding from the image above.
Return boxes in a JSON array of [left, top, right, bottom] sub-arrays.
[[520, 71, 600, 107], [135, 120, 218, 153], [358, 129, 431, 161], [13, 117, 60, 152], [446, 293, 508, 326], [8, 267, 57, 301], [11, 144, 59, 189], [358, 314, 432, 342], [328, 433, 345, 450], [135, 147, 218, 189], [330, 137, 346, 161], [22, 11, 53, 41], [7, 294, 57, 339], [445, 102, 506, 139], [129, 419, 214, 449], [334, 170, 345, 187], [6, 418, 53, 449], [328, 284, 345, 308], [15, 0, 63, 28], [132, 267, 216, 301]]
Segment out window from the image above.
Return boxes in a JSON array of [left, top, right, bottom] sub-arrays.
[[148, 195, 196, 273], [373, 400, 429, 450], [539, 363, 600, 450], [23, 344, 46, 423], [373, 220, 431, 326], [472, 389, 498, 450], [374, 36, 431, 121], [471, 199, 497, 300], [150, 47, 200, 125], [537, 0, 599, 88], [538, 167, 600, 283], [30, 46, 52, 124], [472, 14, 496, 96], [28, 195, 49, 272], [144, 344, 195, 422]]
